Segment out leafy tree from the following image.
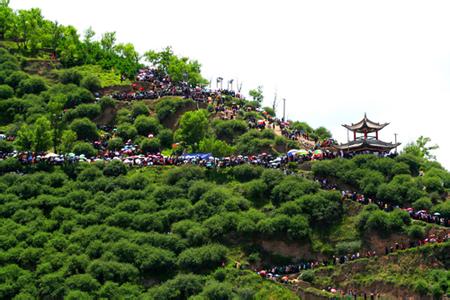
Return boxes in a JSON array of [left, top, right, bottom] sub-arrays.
[[107, 137, 124, 151], [17, 76, 47, 96], [59, 69, 82, 85], [61, 130, 77, 153], [297, 191, 343, 227], [198, 137, 235, 157], [201, 281, 233, 300], [131, 101, 149, 119], [176, 110, 209, 147], [0, 84, 13, 99], [403, 136, 439, 160], [70, 118, 98, 141], [72, 141, 97, 157], [212, 119, 248, 143], [103, 160, 127, 177], [249, 86, 264, 104], [140, 138, 160, 154], [116, 123, 137, 141], [177, 244, 227, 273], [15, 124, 34, 150], [412, 197, 433, 211], [31, 116, 52, 152], [134, 115, 160, 136], [0, 140, 13, 152], [157, 128, 173, 149], [80, 75, 101, 93], [5, 71, 29, 89], [144, 46, 207, 86], [98, 97, 116, 111], [315, 126, 332, 140]]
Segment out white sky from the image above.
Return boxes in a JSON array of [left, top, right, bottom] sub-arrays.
[[10, 0, 450, 169]]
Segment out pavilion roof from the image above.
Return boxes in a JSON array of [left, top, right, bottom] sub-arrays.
[[342, 113, 389, 133], [335, 138, 401, 152]]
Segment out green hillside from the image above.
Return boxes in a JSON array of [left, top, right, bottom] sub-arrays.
[[0, 2, 449, 299]]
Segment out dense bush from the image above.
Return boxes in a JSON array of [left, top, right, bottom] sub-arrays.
[[59, 69, 82, 85], [134, 115, 160, 136], [17, 77, 47, 96], [72, 142, 97, 157], [70, 118, 99, 141], [177, 244, 227, 273], [80, 75, 101, 92], [0, 84, 14, 99]]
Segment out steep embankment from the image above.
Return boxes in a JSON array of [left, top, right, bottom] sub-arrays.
[[304, 242, 449, 299]]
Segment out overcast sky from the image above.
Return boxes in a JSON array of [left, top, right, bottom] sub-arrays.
[[10, 0, 450, 169]]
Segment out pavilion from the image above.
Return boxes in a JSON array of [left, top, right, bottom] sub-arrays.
[[335, 113, 400, 154]]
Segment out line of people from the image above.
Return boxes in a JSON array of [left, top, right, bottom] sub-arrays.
[[256, 233, 448, 288], [316, 178, 449, 227]]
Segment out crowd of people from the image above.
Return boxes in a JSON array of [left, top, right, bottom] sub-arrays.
[[111, 67, 243, 103], [255, 231, 449, 296]]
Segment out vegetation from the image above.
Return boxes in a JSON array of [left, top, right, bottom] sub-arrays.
[[0, 2, 448, 298]]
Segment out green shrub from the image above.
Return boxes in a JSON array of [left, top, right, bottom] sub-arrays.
[[157, 129, 173, 149], [98, 97, 116, 111], [131, 102, 149, 119], [103, 160, 127, 177], [81, 75, 101, 93], [335, 240, 362, 255], [300, 270, 315, 283], [412, 197, 433, 211], [407, 224, 425, 240], [117, 123, 137, 141], [70, 118, 99, 141], [72, 142, 97, 158], [134, 115, 160, 136], [108, 138, 124, 151], [140, 138, 160, 154], [177, 244, 227, 272], [5, 71, 29, 89], [59, 69, 82, 85], [0, 84, 14, 99], [17, 77, 47, 96]]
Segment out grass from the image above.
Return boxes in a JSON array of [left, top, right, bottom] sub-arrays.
[[57, 64, 131, 87]]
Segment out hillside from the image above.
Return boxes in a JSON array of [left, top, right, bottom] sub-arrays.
[[0, 3, 450, 299]]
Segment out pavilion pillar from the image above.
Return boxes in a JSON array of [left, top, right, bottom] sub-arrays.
[[375, 131, 378, 140], [364, 131, 367, 140], [353, 131, 356, 141]]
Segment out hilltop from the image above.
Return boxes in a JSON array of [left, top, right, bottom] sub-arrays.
[[0, 3, 449, 299]]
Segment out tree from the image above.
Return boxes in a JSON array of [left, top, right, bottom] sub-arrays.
[[72, 141, 97, 157], [134, 115, 160, 136], [17, 77, 47, 96], [107, 137, 123, 151], [144, 46, 207, 86], [314, 126, 332, 140], [0, 84, 14, 99], [61, 130, 77, 153], [177, 244, 227, 273], [140, 138, 160, 154], [249, 86, 264, 104], [176, 110, 208, 147], [157, 129, 173, 149], [80, 75, 101, 93], [32, 116, 52, 152], [116, 123, 137, 141], [404, 136, 439, 160], [70, 118, 98, 141], [103, 160, 127, 177], [131, 102, 149, 119], [198, 137, 235, 157], [59, 69, 82, 85], [15, 124, 34, 150]]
